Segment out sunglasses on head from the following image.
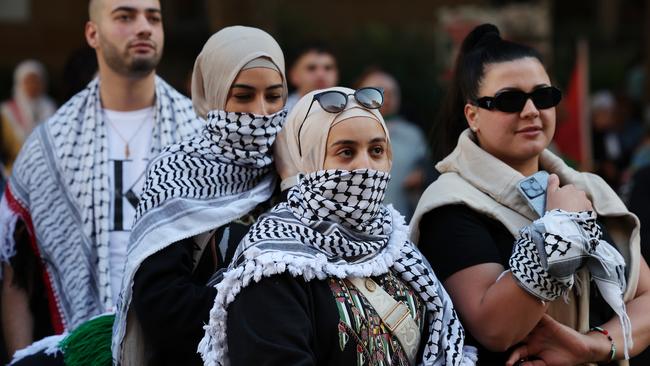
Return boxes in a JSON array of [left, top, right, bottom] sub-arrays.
[[297, 87, 384, 156], [475, 86, 562, 113]]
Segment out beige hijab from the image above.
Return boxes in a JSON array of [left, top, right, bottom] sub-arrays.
[[191, 26, 287, 118], [274, 87, 391, 188]]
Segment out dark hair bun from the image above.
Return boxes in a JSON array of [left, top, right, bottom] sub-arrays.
[[460, 24, 501, 54]]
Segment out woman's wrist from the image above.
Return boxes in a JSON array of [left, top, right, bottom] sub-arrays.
[[586, 327, 616, 364]]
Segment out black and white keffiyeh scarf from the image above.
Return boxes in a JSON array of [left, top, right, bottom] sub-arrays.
[[510, 209, 632, 357], [0, 77, 202, 332], [112, 109, 287, 362], [198, 169, 477, 366], [134, 109, 286, 219]]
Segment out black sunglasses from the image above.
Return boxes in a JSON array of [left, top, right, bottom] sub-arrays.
[[297, 87, 384, 156], [475, 86, 562, 113]]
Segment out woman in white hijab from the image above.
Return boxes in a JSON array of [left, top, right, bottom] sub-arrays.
[[198, 87, 477, 366], [108, 25, 288, 366], [0, 60, 56, 174]]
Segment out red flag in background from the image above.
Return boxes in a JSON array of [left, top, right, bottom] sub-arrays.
[[553, 40, 592, 170]]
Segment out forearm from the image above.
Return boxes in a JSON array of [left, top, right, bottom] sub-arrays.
[[446, 264, 549, 352], [2, 264, 34, 356], [595, 290, 650, 359], [472, 273, 548, 350]]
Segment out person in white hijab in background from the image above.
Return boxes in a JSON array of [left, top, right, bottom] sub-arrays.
[[0, 60, 56, 174]]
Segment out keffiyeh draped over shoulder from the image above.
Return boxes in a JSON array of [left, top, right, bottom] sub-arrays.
[[199, 86, 476, 365], [112, 25, 289, 362], [0, 76, 203, 332], [198, 169, 477, 366], [111, 108, 287, 362]]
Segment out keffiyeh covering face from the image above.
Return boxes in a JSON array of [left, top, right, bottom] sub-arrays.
[[134, 108, 287, 219], [199, 89, 476, 365], [112, 25, 289, 362], [288, 169, 392, 261]]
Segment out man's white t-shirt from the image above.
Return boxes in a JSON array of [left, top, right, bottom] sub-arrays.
[[104, 107, 154, 303]]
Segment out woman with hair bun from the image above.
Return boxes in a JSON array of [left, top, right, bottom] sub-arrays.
[[412, 24, 650, 365]]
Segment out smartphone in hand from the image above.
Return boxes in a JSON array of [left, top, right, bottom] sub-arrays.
[[516, 170, 549, 218]]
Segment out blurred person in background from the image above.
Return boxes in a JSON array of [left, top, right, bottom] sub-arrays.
[[626, 125, 650, 366], [591, 91, 622, 188], [0, 60, 57, 176], [61, 46, 99, 101], [285, 41, 338, 111], [357, 67, 432, 220], [0, 0, 203, 363], [591, 90, 644, 190], [625, 126, 650, 258]]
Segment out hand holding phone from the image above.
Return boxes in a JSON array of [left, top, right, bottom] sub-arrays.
[[545, 174, 593, 213]]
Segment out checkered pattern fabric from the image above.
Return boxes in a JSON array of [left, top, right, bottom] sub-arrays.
[[112, 109, 286, 363], [199, 169, 476, 366], [509, 209, 632, 357], [0, 77, 202, 330], [135, 109, 286, 220]]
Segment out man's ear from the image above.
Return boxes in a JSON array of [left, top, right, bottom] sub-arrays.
[[85, 21, 99, 49], [464, 103, 479, 132]]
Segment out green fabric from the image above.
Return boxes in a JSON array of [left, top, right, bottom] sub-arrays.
[[59, 314, 114, 366]]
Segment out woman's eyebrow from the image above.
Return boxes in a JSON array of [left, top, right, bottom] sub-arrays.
[[266, 84, 284, 90], [230, 84, 255, 90], [369, 137, 387, 144], [496, 83, 551, 93], [533, 83, 551, 90], [330, 139, 357, 147]]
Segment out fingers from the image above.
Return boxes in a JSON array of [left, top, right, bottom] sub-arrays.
[[546, 173, 559, 193], [506, 345, 530, 366], [545, 174, 594, 212], [519, 360, 547, 366], [540, 313, 554, 324]]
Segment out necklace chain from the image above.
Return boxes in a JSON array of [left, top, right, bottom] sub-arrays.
[[104, 108, 153, 158]]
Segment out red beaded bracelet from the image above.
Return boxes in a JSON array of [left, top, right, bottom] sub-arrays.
[[589, 326, 616, 363]]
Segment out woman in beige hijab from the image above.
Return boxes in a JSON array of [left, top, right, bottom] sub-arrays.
[[111, 26, 289, 366], [197, 87, 477, 366]]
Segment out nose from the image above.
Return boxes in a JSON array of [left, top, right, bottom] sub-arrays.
[[135, 13, 153, 38], [349, 151, 373, 171], [251, 95, 269, 115], [520, 98, 540, 119]]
